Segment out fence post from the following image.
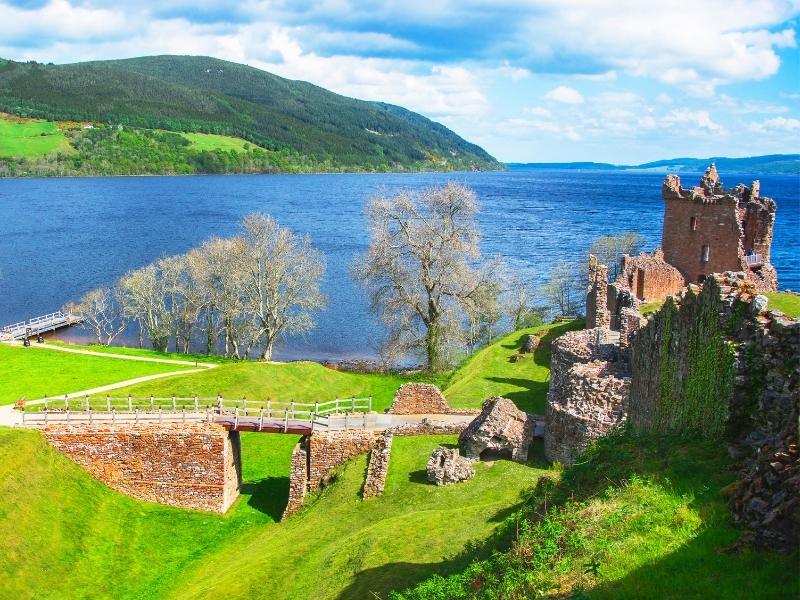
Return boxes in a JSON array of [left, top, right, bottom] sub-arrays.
[[150, 395, 154, 411], [64, 394, 69, 411], [243, 397, 247, 411], [135, 409, 139, 424], [267, 400, 271, 418], [368, 397, 372, 412], [85, 395, 90, 412], [172, 395, 176, 411], [44, 395, 48, 411], [194, 394, 199, 411], [106, 395, 111, 412], [217, 393, 223, 413], [290, 400, 295, 419], [351, 397, 355, 412], [314, 401, 319, 417], [128, 394, 132, 412], [259, 408, 264, 431]]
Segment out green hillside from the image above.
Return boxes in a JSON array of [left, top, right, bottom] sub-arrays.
[[0, 55, 500, 175]]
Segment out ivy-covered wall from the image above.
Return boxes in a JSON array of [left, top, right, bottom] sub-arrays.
[[629, 278, 735, 438]]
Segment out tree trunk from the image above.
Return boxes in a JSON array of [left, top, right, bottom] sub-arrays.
[[426, 322, 442, 373]]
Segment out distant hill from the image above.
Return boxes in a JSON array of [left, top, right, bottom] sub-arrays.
[[0, 55, 500, 174], [508, 154, 800, 175]]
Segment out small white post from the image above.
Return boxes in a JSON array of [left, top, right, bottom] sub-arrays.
[[267, 400, 271, 418], [172, 395, 176, 411], [128, 395, 132, 412], [64, 394, 69, 411], [194, 395, 199, 411], [150, 395, 154, 411], [106, 395, 111, 412], [259, 408, 264, 431]]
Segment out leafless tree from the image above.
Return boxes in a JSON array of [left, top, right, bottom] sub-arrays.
[[238, 213, 327, 361], [70, 286, 128, 345], [119, 263, 172, 352], [542, 261, 584, 317], [353, 182, 496, 372], [503, 271, 541, 330], [589, 231, 644, 279]]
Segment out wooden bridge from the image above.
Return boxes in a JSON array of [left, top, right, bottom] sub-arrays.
[[18, 395, 376, 433], [1, 310, 82, 341]]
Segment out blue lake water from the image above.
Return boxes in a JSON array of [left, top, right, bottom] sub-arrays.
[[0, 170, 797, 360]]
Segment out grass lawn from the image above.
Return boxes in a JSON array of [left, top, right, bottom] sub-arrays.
[[765, 291, 800, 318], [639, 299, 665, 315], [0, 115, 68, 158], [48, 340, 233, 364], [181, 132, 260, 153], [0, 429, 543, 600], [445, 320, 582, 413], [0, 344, 200, 405]]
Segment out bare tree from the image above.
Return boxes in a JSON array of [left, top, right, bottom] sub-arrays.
[[542, 262, 584, 317], [70, 286, 128, 345], [238, 213, 326, 361], [502, 270, 542, 331], [589, 231, 644, 279], [353, 183, 495, 372], [463, 278, 504, 352], [119, 263, 172, 352]]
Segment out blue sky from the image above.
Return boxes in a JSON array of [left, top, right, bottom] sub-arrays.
[[1, 0, 798, 163]]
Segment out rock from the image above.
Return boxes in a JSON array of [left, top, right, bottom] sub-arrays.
[[510, 353, 525, 363], [426, 447, 475, 486], [522, 334, 540, 353], [459, 397, 535, 462], [751, 294, 769, 314]]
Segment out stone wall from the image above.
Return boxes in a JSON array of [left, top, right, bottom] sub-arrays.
[[617, 249, 685, 302], [624, 273, 798, 551], [586, 254, 610, 329], [363, 431, 393, 499], [283, 438, 309, 519], [387, 383, 451, 414], [43, 423, 242, 513], [544, 328, 629, 466]]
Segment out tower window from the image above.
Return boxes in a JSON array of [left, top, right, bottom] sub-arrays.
[[701, 245, 710, 263], [690, 216, 697, 231]]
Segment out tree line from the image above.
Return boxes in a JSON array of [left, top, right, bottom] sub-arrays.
[[68, 183, 642, 371]]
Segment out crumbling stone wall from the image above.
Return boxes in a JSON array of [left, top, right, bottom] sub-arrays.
[[387, 383, 451, 414], [459, 397, 536, 462], [283, 438, 309, 518], [661, 165, 777, 291], [617, 249, 685, 302], [626, 273, 798, 551], [363, 431, 393, 499], [586, 254, 610, 329], [43, 423, 242, 513], [544, 328, 630, 465], [386, 383, 478, 415]]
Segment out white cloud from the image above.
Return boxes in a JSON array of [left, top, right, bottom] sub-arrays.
[[748, 116, 800, 133], [545, 85, 584, 104]]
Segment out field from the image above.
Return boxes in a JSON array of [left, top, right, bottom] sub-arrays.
[[181, 132, 259, 153], [0, 115, 68, 158], [0, 344, 200, 405]]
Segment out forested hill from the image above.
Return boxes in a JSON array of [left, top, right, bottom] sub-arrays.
[[0, 55, 500, 173]]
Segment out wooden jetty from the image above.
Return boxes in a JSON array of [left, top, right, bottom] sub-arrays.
[[1, 310, 82, 341]]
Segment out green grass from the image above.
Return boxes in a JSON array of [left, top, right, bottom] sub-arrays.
[[765, 291, 800, 318], [0, 429, 543, 600], [396, 432, 798, 600], [0, 115, 67, 158], [445, 321, 582, 413], [0, 344, 200, 405], [181, 132, 259, 153], [639, 299, 665, 315], [48, 340, 234, 364]]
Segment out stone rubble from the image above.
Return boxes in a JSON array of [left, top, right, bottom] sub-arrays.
[[459, 397, 536, 462], [426, 446, 475, 486]]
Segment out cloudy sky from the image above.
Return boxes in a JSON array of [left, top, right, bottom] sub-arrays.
[[2, 0, 799, 163]]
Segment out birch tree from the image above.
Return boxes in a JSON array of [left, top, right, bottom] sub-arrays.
[[353, 183, 495, 372], [119, 263, 172, 352], [238, 213, 326, 361], [71, 286, 128, 345]]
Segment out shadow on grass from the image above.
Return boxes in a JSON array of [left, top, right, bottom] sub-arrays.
[[485, 377, 549, 413], [241, 476, 289, 521]]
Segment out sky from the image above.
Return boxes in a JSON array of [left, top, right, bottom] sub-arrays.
[[1, 0, 799, 163]]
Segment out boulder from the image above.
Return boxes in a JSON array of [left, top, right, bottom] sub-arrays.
[[522, 334, 540, 353], [426, 447, 475, 486], [459, 397, 536, 462]]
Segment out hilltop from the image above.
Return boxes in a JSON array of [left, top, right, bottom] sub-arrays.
[[0, 55, 500, 175], [508, 154, 800, 175]]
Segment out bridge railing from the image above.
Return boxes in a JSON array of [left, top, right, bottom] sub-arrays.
[[20, 395, 373, 422], [21, 407, 214, 427]]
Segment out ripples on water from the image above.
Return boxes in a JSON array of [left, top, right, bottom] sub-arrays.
[[0, 170, 797, 360]]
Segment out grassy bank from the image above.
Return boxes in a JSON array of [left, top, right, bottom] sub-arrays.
[[765, 291, 800, 317], [0, 343, 199, 405], [395, 432, 798, 599]]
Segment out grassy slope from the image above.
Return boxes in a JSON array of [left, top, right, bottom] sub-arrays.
[[0, 427, 298, 600], [181, 132, 255, 153], [396, 433, 798, 600], [0, 116, 67, 158], [48, 340, 233, 364], [765, 291, 800, 318], [0, 344, 198, 405], [445, 321, 582, 413]]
